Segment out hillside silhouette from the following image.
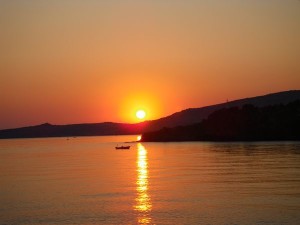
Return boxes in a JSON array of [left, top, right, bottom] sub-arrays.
[[0, 122, 148, 139], [0, 90, 300, 139], [144, 90, 300, 131], [141, 100, 300, 142]]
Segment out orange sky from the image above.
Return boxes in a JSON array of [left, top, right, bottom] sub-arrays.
[[0, 1, 300, 129]]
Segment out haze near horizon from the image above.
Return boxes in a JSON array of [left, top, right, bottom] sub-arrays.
[[1, 0, 300, 129]]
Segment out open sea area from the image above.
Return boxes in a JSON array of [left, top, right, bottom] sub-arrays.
[[1, 136, 300, 225]]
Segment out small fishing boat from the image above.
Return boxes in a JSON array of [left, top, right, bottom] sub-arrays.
[[115, 145, 131, 150]]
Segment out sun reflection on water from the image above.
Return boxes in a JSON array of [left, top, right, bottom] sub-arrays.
[[135, 143, 152, 224]]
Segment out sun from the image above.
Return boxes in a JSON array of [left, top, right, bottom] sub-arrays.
[[136, 110, 146, 120]]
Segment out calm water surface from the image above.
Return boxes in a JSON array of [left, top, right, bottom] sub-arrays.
[[0, 136, 300, 225]]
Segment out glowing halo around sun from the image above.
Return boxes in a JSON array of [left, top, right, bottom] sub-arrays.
[[136, 110, 146, 120]]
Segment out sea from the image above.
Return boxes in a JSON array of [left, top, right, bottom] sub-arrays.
[[0, 136, 300, 225]]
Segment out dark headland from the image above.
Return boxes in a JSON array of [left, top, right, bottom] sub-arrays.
[[141, 100, 300, 142], [1, 90, 300, 140]]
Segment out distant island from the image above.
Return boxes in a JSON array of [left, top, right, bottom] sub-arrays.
[[0, 90, 300, 139]]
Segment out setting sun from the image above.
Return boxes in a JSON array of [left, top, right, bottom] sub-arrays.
[[136, 110, 146, 120]]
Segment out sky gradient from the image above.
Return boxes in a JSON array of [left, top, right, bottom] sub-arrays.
[[1, 0, 300, 129]]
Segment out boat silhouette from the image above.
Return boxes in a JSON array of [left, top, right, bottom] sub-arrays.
[[115, 145, 131, 150]]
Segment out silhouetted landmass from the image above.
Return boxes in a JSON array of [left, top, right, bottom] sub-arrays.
[[0, 122, 148, 139], [0, 90, 300, 139], [143, 90, 300, 131], [141, 100, 300, 142]]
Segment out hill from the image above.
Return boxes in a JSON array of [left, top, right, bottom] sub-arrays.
[[0, 122, 148, 139], [0, 90, 299, 139], [144, 90, 300, 131], [141, 100, 300, 142]]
